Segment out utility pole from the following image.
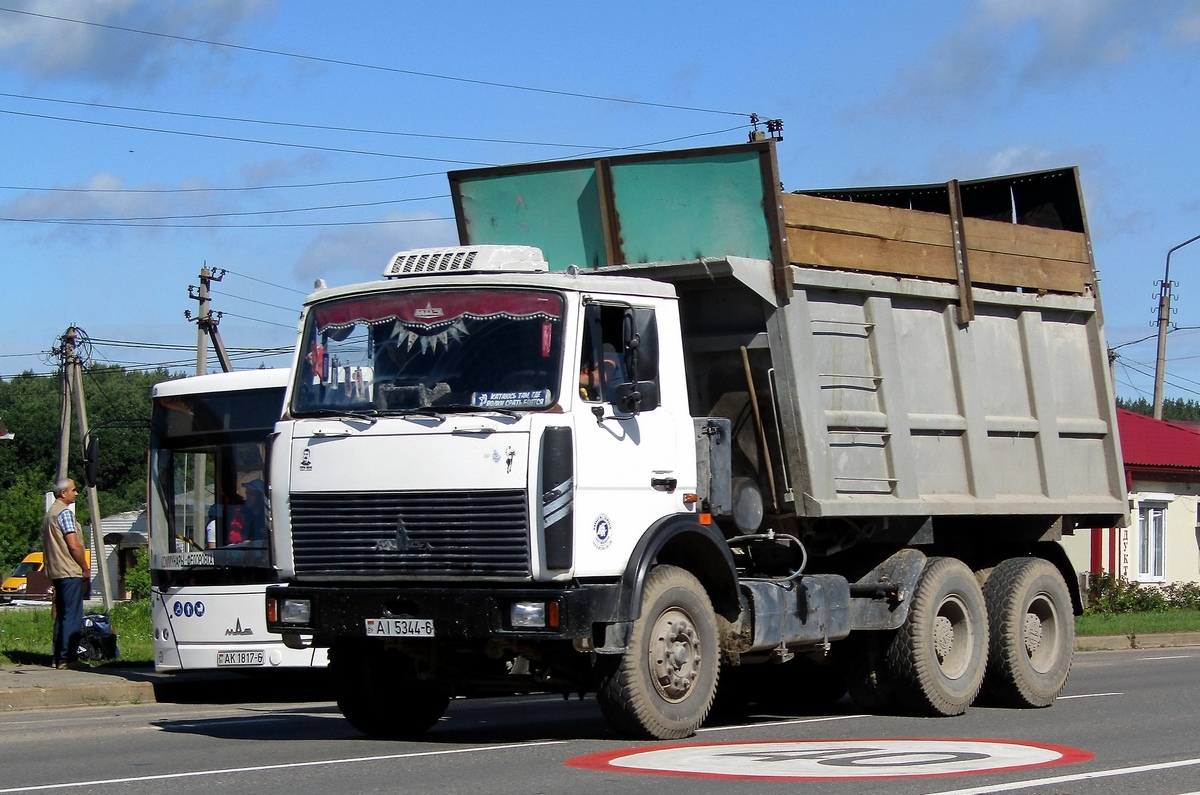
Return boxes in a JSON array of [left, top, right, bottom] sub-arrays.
[[186, 265, 233, 375], [57, 327, 113, 609], [56, 330, 73, 480], [1152, 234, 1200, 419], [184, 266, 232, 550]]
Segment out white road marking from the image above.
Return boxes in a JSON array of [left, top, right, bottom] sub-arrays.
[[0, 740, 566, 794], [1056, 692, 1122, 699], [1139, 654, 1194, 660], [921, 755, 1200, 795], [696, 714, 869, 732]]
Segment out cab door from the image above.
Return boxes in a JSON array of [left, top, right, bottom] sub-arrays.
[[572, 302, 681, 577]]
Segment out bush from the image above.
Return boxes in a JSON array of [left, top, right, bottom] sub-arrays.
[[124, 548, 150, 601], [1086, 574, 1200, 614]]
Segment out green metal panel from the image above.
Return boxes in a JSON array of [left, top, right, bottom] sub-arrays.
[[454, 166, 608, 271], [609, 151, 772, 263], [450, 142, 779, 272]]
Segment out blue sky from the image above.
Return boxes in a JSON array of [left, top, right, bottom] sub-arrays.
[[2, 1, 1200, 403]]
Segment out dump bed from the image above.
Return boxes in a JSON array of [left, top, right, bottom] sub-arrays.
[[449, 142, 1127, 528]]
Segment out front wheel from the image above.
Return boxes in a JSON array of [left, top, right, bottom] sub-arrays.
[[982, 557, 1074, 707], [886, 557, 988, 716], [595, 565, 720, 739], [330, 642, 450, 739]]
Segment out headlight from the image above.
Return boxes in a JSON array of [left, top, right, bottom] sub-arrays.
[[509, 600, 560, 629], [277, 598, 312, 625]]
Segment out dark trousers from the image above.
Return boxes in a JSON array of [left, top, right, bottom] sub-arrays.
[[52, 577, 85, 665]]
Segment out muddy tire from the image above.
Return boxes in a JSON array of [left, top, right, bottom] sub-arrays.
[[331, 642, 450, 738], [886, 557, 988, 716], [982, 557, 1074, 707], [595, 565, 720, 739]]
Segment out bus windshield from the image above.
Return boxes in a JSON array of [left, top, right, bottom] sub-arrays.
[[292, 288, 566, 415], [148, 377, 285, 582]]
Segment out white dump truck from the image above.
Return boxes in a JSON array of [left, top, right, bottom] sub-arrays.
[[266, 142, 1126, 740]]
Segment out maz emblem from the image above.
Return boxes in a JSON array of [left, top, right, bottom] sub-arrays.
[[375, 517, 430, 553]]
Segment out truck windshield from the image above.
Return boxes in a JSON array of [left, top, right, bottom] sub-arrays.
[[293, 288, 566, 414]]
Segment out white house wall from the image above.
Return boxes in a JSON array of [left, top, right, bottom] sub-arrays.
[[1061, 479, 1200, 586]]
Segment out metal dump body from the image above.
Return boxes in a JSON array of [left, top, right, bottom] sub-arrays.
[[609, 255, 1126, 526]]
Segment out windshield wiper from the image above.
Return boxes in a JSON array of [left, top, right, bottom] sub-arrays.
[[378, 406, 446, 422], [297, 408, 379, 426]]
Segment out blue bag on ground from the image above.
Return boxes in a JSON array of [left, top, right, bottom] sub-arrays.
[[77, 613, 120, 661]]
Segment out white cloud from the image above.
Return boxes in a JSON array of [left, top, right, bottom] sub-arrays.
[[292, 212, 459, 287], [0, 0, 276, 86], [0, 171, 234, 243], [882, 0, 1200, 113]]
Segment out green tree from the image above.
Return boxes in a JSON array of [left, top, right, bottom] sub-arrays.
[[1116, 396, 1200, 422], [0, 364, 177, 573], [0, 471, 46, 577]]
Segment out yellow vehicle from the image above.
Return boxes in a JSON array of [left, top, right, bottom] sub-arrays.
[[1, 552, 44, 601], [1, 550, 90, 602]]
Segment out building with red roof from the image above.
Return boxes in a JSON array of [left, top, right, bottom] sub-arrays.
[[1063, 409, 1200, 585]]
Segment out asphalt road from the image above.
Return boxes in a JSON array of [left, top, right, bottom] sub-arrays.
[[1, 647, 1198, 795]]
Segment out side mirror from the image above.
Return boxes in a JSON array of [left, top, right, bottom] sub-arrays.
[[615, 381, 659, 414], [83, 435, 99, 488]]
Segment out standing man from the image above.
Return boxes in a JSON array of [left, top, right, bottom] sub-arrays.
[[43, 478, 90, 669]]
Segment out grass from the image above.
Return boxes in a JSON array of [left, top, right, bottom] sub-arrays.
[[1075, 608, 1200, 637], [2, 600, 1199, 668], [0, 600, 152, 668]]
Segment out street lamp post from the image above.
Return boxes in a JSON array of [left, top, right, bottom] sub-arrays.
[[1153, 233, 1200, 419]]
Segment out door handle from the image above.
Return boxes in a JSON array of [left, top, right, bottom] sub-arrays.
[[651, 477, 677, 493]]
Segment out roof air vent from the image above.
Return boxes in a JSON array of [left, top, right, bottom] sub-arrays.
[[383, 245, 549, 278]]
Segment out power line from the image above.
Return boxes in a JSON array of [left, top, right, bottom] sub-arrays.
[[218, 311, 298, 330], [2, 193, 449, 223], [210, 290, 298, 314], [0, 7, 755, 119], [221, 268, 310, 296], [0, 91, 655, 153], [0, 107, 494, 166], [0, 214, 455, 229], [0, 170, 444, 194]]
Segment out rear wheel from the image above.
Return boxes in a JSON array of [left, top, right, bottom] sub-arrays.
[[886, 557, 988, 716], [982, 557, 1074, 707], [331, 642, 450, 738], [595, 565, 719, 739]]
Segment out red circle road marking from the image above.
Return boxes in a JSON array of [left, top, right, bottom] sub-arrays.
[[566, 738, 1094, 781]]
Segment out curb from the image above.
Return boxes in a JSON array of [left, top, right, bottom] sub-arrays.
[[1074, 631, 1200, 652], [1, 681, 156, 711]]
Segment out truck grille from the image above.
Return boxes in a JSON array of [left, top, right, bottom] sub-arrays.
[[289, 490, 530, 578]]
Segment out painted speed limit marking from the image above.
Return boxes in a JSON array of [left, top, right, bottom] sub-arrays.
[[567, 739, 1093, 781]]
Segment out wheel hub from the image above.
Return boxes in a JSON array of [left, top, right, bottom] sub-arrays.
[[1023, 612, 1044, 656], [650, 609, 702, 702], [933, 614, 955, 661]]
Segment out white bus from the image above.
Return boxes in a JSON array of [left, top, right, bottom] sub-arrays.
[[147, 369, 326, 671]]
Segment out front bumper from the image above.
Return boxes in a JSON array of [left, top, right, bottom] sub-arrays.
[[266, 582, 626, 645]]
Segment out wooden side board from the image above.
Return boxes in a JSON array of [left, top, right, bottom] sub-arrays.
[[781, 192, 1092, 294]]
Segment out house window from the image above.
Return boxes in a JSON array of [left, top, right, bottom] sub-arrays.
[[1137, 502, 1166, 582]]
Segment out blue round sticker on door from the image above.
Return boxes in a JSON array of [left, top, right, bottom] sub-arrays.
[[593, 514, 613, 550]]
